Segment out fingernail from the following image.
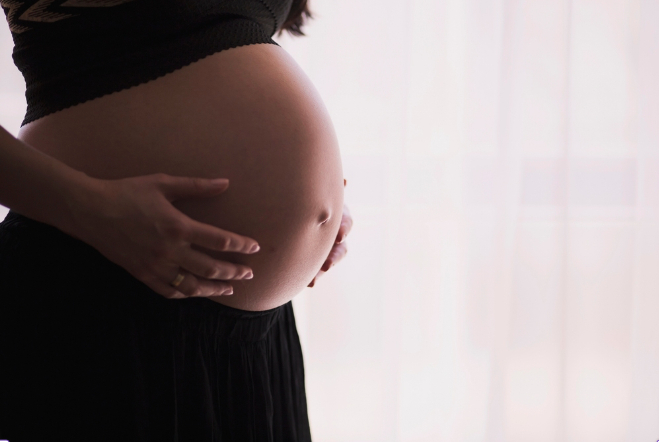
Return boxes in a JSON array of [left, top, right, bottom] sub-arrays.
[[309, 281, 315, 287], [225, 288, 234, 295], [244, 272, 253, 279], [249, 244, 260, 253]]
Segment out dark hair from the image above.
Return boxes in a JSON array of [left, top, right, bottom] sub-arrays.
[[279, 0, 312, 36]]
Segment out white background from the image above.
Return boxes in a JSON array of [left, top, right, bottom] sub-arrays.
[[3, 0, 659, 441]]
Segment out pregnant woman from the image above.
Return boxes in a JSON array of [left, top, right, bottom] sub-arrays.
[[0, 0, 351, 440]]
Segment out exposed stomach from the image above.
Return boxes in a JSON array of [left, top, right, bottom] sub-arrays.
[[17, 43, 344, 311]]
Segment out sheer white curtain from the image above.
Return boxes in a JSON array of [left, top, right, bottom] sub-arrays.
[[2, 0, 659, 440]]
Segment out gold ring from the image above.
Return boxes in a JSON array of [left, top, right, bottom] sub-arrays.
[[170, 272, 185, 288]]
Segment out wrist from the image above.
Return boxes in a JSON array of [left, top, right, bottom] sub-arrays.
[[52, 169, 105, 241]]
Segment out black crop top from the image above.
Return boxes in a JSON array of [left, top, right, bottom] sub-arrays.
[[1, 0, 293, 126]]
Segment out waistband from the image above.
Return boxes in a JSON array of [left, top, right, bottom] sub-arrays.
[[0, 210, 286, 326]]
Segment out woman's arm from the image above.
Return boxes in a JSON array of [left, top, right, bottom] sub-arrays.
[[0, 124, 90, 231], [0, 124, 260, 299]]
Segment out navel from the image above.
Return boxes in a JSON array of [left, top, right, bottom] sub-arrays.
[[318, 210, 331, 225]]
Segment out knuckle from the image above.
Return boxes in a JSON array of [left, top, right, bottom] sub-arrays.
[[216, 236, 231, 251], [163, 220, 187, 239], [191, 177, 205, 190], [154, 172, 170, 185], [203, 266, 219, 279], [220, 268, 236, 280], [186, 285, 202, 297]]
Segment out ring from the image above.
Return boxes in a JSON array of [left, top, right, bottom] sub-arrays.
[[170, 272, 185, 288]]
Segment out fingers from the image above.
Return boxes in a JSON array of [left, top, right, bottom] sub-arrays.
[[308, 242, 348, 288], [167, 271, 234, 297], [144, 259, 240, 299], [321, 242, 348, 272], [157, 174, 230, 201], [310, 200, 351, 288], [184, 217, 260, 254], [137, 263, 235, 298], [178, 248, 253, 281], [146, 277, 188, 300], [335, 204, 353, 244]]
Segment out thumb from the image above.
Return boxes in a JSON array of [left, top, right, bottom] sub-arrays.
[[159, 176, 229, 201]]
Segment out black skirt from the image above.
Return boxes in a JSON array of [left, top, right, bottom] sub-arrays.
[[0, 211, 311, 442]]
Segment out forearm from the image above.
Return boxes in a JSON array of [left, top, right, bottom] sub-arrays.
[[0, 124, 94, 233]]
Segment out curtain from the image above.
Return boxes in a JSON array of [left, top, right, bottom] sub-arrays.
[[279, 0, 659, 441], [2, 0, 659, 440]]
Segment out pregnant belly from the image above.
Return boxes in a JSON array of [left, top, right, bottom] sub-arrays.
[[17, 44, 344, 311]]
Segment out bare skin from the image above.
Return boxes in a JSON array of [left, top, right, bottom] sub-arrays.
[[18, 43, 345, 311]]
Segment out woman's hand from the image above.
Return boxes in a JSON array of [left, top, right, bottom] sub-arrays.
[[308, 179, 352, 288], [64, 173, 260, 299]]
